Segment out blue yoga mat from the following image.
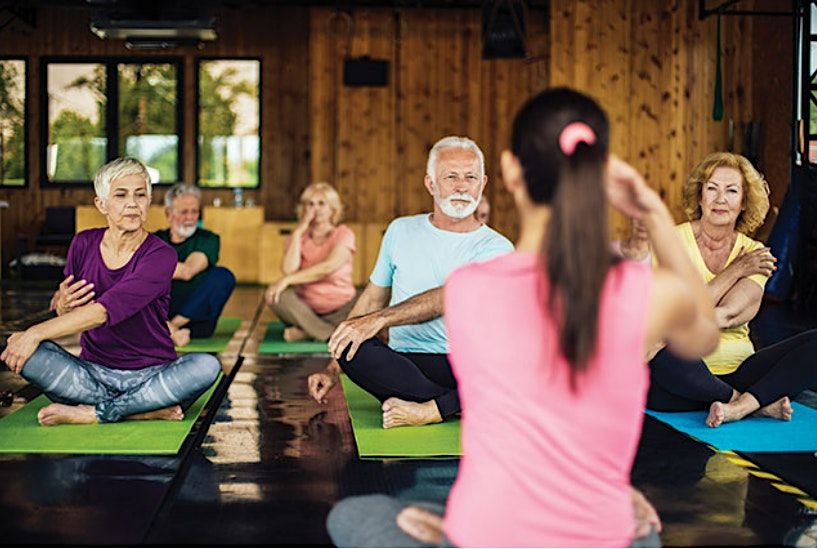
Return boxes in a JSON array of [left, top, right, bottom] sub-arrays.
[[646, 402, 817, 453]]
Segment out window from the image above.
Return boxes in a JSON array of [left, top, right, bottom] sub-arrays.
[[43, 58, 182, 184], [197, 59, 260, 188], [45, 62, 107, 182], [0, 59, 27, 187]]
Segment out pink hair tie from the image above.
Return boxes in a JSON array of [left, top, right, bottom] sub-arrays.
[[559, 122, 596, 156]]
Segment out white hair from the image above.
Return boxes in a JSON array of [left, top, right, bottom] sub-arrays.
[[425, 136, 485, 183], [94, 157, 152, 200], [164, 182, 202, 208]]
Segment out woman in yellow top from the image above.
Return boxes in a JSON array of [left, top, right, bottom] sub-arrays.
[[647, 152, 817, 427]]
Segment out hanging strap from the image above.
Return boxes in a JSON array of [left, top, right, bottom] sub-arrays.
[[713, 12, 724, 121]]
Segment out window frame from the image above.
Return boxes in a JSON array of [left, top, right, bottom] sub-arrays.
[[194, 56, 262, 189], [0, 57, 29, 189], [40, 55, 185, 187]]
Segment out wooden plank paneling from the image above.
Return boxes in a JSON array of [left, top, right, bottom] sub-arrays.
[[0, 6, 310, 271], [549, 0, 755, 237], [0, 2, 791, 275]]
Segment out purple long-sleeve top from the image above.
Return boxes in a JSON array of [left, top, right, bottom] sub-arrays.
[[64, 228, 178, 370]]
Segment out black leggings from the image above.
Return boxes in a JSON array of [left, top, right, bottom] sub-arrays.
[[337, 338, 460, 419], [648, 329, 817, 411]]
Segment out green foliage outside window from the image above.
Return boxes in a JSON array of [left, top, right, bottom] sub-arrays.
[[0, 60, 26, 186], [198, 60, 260, 188]]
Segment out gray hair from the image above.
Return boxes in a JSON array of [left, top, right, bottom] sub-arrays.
[[425, 136, 485, 183], [94, 157, 152, 199], [164, 182, 202, 208]]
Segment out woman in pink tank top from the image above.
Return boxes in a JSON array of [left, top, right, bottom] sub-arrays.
[[326, 88, 718, 547]]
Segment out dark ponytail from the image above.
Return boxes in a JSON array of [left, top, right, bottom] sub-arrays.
[[511, 88, 612, 387], [546, 142, 611, 382]]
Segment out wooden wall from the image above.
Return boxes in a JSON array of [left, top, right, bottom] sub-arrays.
[[309, 8, 548, 241], [0, 1, 794, 274], [309, 1, 774, 241], [0, 5, 311, 270], [751, 0, 794, 210]]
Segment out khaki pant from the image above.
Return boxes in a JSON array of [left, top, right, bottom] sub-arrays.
[[270, 287, 359, 341]]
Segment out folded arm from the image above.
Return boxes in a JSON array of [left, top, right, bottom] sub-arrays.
[[714, 278, 763, 329], [173, 251, 209, 281]]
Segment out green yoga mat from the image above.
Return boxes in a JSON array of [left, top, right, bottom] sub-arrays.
[[258, 321, 328, 354], [340, 375, 461, 459], [176, 317, 242, 353], [0, 374, 222, 455]]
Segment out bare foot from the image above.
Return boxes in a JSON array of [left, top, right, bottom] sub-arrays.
[[283, 326, 309, 342], [126, 405, 184, 421], [706, 401, 727, 428], [382, 398, 442, 429], [170, 327, 191, 347], [37, 403, 98, 426], [396, 506, 444, 545], [756, 396, 793, 421]]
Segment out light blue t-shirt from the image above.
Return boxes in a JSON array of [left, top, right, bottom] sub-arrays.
[[370, 214, 513, 353]]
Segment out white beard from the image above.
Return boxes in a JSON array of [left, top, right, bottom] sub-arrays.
[[433, 186, 480, 219], [174, 224, 197, 239]]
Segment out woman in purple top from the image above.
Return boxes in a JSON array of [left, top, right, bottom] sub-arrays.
[[1, 158, 220, 426]]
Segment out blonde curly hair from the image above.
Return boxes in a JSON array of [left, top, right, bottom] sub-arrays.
[[296, 182, 344, 225], [683, 152, 770, 236]]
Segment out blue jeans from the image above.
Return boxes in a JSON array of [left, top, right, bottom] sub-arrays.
[[21, 340, 221, 423], [173, 266, 236, 338], [327, 495, 661, 547]]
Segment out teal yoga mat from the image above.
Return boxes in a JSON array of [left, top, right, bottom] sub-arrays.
[[176, 317, 241, 353], [646, 402, 817, 452], [340, 375, 461, 459], [0, 374, 222, 455], [258, 321, 328, 354]]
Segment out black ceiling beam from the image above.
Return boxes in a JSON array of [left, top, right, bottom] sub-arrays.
[[699, 0, 793, 19]]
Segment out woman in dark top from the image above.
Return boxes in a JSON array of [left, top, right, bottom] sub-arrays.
[[1, 158, 220, 426]]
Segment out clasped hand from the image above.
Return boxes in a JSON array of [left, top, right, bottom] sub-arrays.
[[1, 330, 41, 374], [730, 246, 777, 278]]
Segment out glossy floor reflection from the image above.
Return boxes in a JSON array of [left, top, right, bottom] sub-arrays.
[[1, 284, 816, 546]]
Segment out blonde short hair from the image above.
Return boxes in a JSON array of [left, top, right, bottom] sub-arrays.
[[296, 182, 344, 225], [683, 152, 770, 236], [94, 157, 152, 200]]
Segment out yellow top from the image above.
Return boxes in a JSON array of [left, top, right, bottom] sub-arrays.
[[675, 222, 768, 375]]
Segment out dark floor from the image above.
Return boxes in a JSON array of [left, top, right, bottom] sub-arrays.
[[1, 284, 816, 546]]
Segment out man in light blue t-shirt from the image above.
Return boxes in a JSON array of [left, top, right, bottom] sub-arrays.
[[307, 136, 513, 428]]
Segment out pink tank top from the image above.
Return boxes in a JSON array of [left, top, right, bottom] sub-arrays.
[[443, 252, 652, 547], [291, 224, 356, 314]]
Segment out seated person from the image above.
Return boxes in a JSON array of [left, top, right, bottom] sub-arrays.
[[155, 183, 236, 347], [612, 217, 652, 264], [307, 136, 513, 428], [1, 158, 220, 426], [648, 152, 817, 427], [265, 182, 358, 342], [473, 195, 490, 224], [326, 88, 719, 547]]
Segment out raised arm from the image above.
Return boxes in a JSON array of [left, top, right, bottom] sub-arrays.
[[281, 214, 314, 275], [605, 156, 719, 359], [1, 303, 107, 373]]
